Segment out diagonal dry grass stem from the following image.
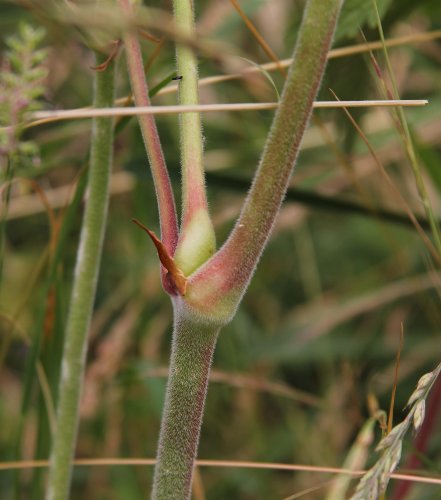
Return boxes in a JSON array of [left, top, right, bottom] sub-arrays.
[[329, 90, 440, 267]]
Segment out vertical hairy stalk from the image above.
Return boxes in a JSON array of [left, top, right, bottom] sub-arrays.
[[172, 0, 216, 276], [45, 54, 115, 500], [152, 301, 220, 500]]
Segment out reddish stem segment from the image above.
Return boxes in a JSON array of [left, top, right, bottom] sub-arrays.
[[119, 0, 178, 260]]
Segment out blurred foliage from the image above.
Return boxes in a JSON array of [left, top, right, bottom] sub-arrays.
[[0, 23, 48, 171], [1, 0, 441, 499]]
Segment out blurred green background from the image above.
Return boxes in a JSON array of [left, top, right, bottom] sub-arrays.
[[1, 0, 441, 498]]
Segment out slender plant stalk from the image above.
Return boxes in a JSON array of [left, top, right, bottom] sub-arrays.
[[150, 0, 343, 498], [152, 299, 220, 499], [45, 54, 116, 500], [172, 0, 216, 277], [119, 0, 178, 260]]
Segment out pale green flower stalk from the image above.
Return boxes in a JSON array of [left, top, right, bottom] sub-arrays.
[[45, 54, 116, 500], [120, 0, 343, 498], [171, 0, 216, 276]]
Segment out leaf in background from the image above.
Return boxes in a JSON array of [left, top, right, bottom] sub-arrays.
[[335, 0, 393, 40], [413, 136, 441, 195], [208, 0, 268, 39], [238, 57, 280, 101]]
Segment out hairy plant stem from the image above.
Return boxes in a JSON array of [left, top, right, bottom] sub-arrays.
[[187, 0, 343, 323], [152, 301, 220, 500], [172, 0, 216, 276], [152, 0, 343, 498], [45, 54, 115, 500], [119, 0, 178, 259]]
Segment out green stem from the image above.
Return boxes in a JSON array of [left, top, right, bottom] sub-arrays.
[[172, 0, 216, 277], [152, 299, 220, 500], [45, 54, 115, 500], [224, 0, 342, 275]]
